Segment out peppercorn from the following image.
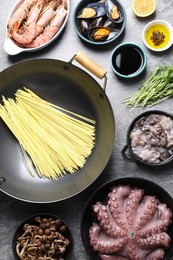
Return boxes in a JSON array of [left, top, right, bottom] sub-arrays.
[[150, 30, 165, 46]]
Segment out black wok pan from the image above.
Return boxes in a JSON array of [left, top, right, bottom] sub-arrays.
[[0, 52, 115, 203]]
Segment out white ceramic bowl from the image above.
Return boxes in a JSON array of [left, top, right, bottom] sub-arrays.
[[4, 0, 69, 55], [142, 19, 173, 52]]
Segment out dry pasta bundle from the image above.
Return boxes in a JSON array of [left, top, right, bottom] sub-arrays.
[[0, 88, 95, 180]]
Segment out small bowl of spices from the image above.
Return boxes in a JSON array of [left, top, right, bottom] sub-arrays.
[[142, 19, 173, 52]]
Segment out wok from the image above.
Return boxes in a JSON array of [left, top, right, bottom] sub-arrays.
[[0, 52, 115, 203]]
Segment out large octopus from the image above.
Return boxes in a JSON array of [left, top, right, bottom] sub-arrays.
[[89, 185, 172, 260]]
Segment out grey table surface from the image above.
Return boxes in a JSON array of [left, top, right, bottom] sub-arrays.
[[1, 0, 173, 259]]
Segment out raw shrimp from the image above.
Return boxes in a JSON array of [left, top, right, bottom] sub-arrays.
[[9, 0, 63, 45], [8, 0, 36, 33], [26, 0, 45, 25], [11, 0, 45, 42], [25, 6, 67, 48], [9, 0, 44, 44]]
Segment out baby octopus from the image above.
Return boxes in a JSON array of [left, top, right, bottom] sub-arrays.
[[130, 114, 173, 164], [89, 185, 172, 260]]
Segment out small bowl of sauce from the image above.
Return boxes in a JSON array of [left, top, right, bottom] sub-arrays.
[[142, 20, 173, 52], [110, 42, 147, 79]]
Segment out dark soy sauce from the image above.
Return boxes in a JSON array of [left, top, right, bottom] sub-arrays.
[[112, 46, 143, 76]]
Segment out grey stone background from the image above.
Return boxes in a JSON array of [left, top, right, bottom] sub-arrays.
[[1, 0, 173, 259]]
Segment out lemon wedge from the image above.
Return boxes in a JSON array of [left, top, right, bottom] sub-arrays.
[[132, 0, 156, 17]]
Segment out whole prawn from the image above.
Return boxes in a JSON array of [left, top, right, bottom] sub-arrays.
[[11, 0, 44, 44], [8, 0, 65, 45], [8, 0, 37, 33], [24, 5, 67, 48]]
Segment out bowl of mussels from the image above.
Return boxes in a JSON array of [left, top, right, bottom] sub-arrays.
[[73, 0, 126, 45]]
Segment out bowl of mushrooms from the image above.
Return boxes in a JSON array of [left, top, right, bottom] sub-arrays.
[[121, 110, 173, 166], [12, 213, 73, 260]]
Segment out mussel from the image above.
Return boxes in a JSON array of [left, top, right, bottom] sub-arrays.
[[106, 0, 124, 23], [103, 19, 119, 29], [89, 17, 104, 27], [88, 26, 119, 41], [78, 20, 88, 35], [110, 5, 120, 20], [77, 2, 107, 19]]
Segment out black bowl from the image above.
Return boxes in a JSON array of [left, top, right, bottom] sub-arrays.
[[12, 213, 73, 260], [81, 177, 173, 260], [73, 0, 126, 46], [121, 110, 173, 167]]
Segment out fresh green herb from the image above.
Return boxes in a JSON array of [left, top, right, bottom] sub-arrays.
[[123, 65, 173, 107]]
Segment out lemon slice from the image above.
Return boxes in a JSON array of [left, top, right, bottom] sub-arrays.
[[132, 0, 156, 17]]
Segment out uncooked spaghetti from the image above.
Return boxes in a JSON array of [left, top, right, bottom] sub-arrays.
[[0, 88, 95, 180]]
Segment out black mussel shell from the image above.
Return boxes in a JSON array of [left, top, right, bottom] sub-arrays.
[[103, 18, 119, 29], [88, 26, 119, 41], [88, 16, 104, 28], [78, 19, 88, 35], [77, 2, 107, 19], [106, 0, 124, 23]]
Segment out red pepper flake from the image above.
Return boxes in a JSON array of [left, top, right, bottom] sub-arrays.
[[150, 30, 165, 46]]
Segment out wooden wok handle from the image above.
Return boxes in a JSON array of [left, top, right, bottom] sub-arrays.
[[74, 52, 107, 79]]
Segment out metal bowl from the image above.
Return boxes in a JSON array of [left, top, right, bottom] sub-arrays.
[[121, 110, 173, 166], [81, 177, 173, 260], [73, 0, 126, 46], [12, 213, 73, 260]]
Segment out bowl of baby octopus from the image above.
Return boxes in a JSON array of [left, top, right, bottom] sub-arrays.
[[81, 177, 173, 260], [4, 0, 69, 55], [121, 110, 173, 167]]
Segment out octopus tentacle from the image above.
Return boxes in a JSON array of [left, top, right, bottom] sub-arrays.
[[138, 203, 172, 237], [100, 255, 129, 260], [145, 248, 165, 260], [89, 223, 127, 254], [125, 188, 144, 229], [136, 232, 171, 249], [135, 195, 158, 231], [93, 202, 126, 237], [156, 203, 172, 227], [107, 186, 132, 230]]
